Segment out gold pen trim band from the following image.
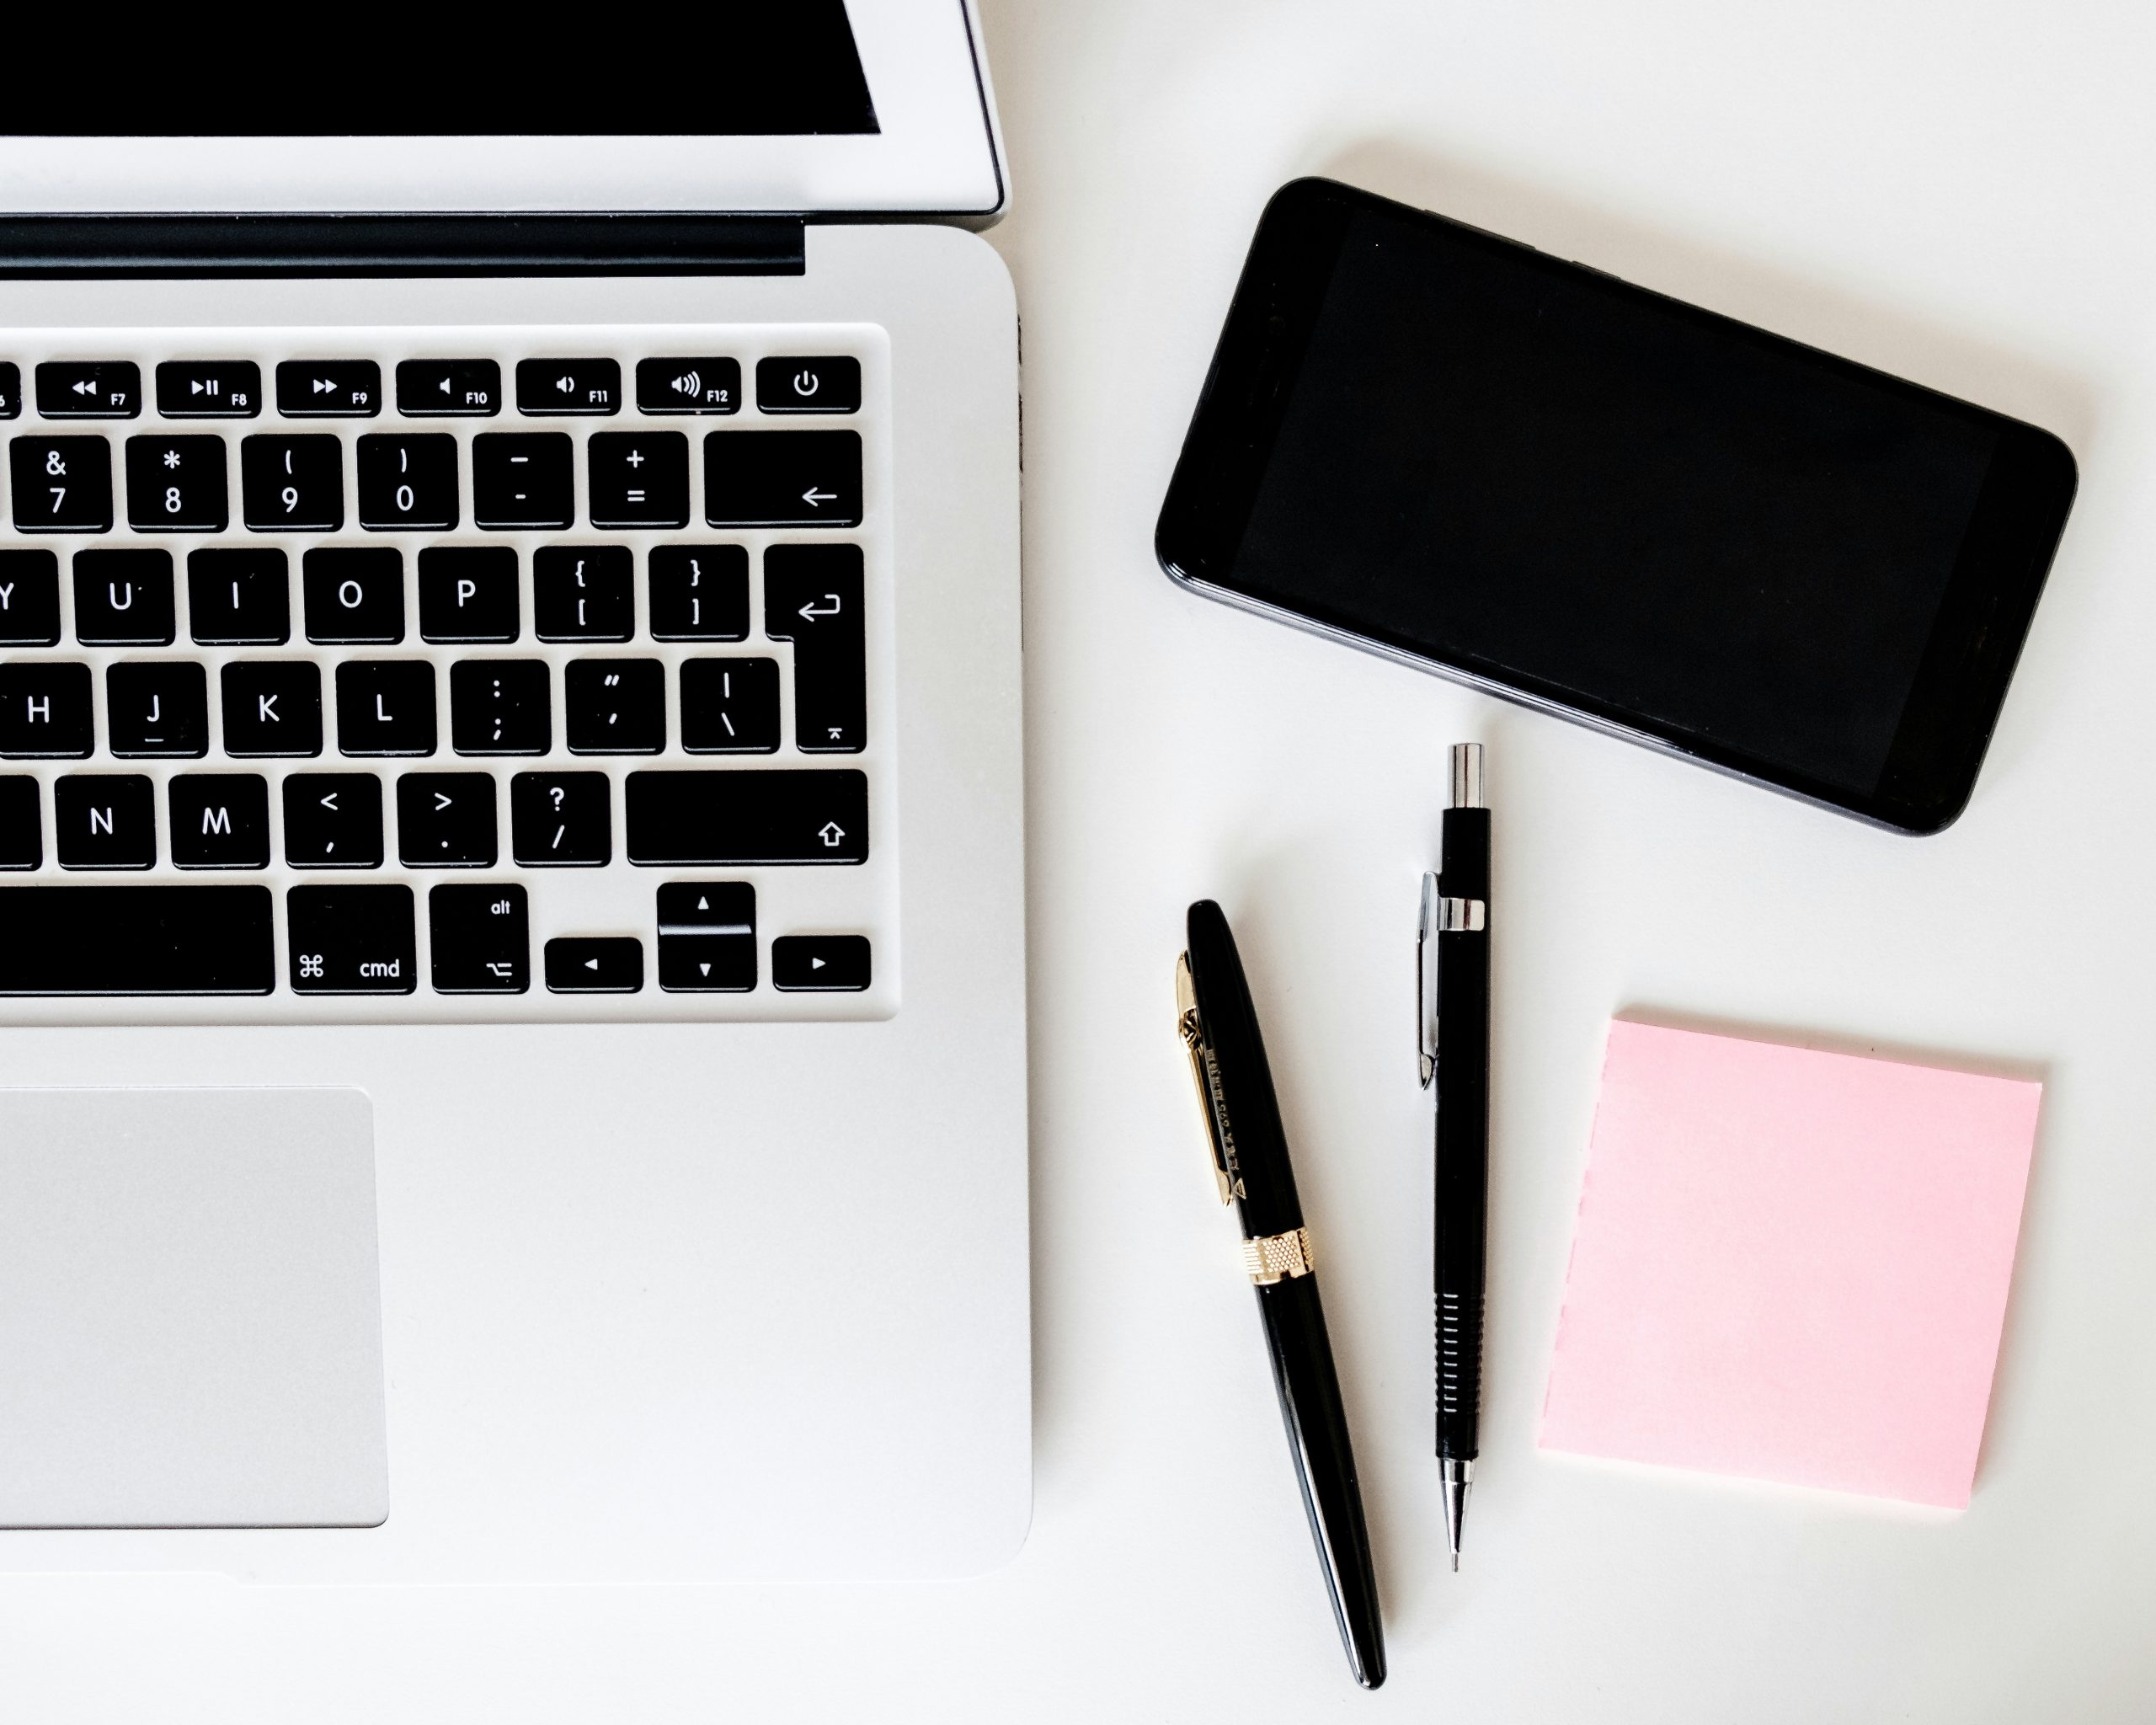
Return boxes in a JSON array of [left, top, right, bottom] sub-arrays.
[[1242, 1226, 1315, 1284]]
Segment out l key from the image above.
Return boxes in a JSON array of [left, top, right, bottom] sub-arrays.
[[764, 544, 865, 752]]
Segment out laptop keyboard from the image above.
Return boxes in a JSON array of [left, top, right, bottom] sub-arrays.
[[0, 326, 894, 1022]]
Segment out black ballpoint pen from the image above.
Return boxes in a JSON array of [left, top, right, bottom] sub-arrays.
[[1177, 900, 1385, 1690], [1418, 742, 1491, 1571]]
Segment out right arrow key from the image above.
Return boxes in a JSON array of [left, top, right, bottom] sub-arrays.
[[704, 430, 862, 527]]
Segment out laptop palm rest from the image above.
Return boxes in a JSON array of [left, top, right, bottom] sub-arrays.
[[0, 1088, 387, 1529]]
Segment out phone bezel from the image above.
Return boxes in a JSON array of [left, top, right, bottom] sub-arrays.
[[1155, 177, 2079, 835]]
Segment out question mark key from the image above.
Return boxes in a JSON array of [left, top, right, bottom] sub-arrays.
[[510, 771, 613, 867]]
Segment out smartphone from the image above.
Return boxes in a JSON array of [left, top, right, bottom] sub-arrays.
[[1155, 177, 2078, 833]]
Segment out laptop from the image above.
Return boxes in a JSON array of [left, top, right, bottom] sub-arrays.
[[0, 3, 1028, 1582]]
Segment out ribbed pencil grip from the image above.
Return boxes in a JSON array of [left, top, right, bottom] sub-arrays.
[[1436, 1287, 1483, 1457]]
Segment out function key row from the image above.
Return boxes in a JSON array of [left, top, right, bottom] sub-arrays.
[[0, 357, 862, 423], [5, 429, 862, 533]]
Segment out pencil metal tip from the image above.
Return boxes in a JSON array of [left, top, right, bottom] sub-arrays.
[[1440, 1456, 1472, 1573]]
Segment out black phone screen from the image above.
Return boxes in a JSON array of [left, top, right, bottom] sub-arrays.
[[1158, 179, 2077, 830]]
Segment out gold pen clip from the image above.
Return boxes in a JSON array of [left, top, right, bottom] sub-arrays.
[[1176, 951, 1241, 1205]]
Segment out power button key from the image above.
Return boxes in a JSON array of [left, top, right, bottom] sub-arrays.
[[755, 356, 861, 414]]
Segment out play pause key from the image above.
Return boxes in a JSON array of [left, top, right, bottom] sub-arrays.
[[656, 881, 755, 991]]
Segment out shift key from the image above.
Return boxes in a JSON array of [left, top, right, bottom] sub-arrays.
[[626, 770, 867, 864]]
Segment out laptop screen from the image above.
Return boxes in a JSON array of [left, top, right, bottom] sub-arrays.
[[3, 3, 879, 137]]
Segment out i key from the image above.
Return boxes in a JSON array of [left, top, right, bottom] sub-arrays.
[[764, 542, 865, 752], [241, 435, 344, 532], [510, 771, 611, 866], [188, 548, 291, 645], [283, 772, 385, 868]]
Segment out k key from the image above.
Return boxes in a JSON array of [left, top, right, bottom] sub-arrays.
[[221, 661, 323, 757]]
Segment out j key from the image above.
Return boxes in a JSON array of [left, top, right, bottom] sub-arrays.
[[74, 548, 175, 645], [472, 432, 574, 531], [625, 769, 868, 865], [397, 772, 498, 868], [125, 434, 229, 532], [0, 663, 93, 757], [765, 543, 865, 752], [656, 880, 755, 992], [0, 362, 18, 419], [565, 658, 664, 754], [429, 882, 530, 993], [510, 770, 611, 866], [588, 431, 689, 530], [221, 660, 323, 757], [648, 543, 748, 641], [0, 549, 61, 644], [419, 546, 520, 642], [304, 547, 405, 644], [337, 660, 437, 756], [35, 361, 140, 419], [544, 936, 643, 994], [241, 434, 344, 531], [680, 657, 780, 753], [107, 661, 208, 758], [0, 775, 38, 868], [634, 357, 741, 416], [283, 772, 384, 868], [0, 884, 273, 996], [516, 358, 620, 417], [534, 545, 634, 641], [188, 547, 290, 645], [772, 933, 872, 992], [168, 773, 270, 869], [288, 884, 415, 993], [451, 659, 550, 755], [396, 359, 501, 418], [357, 433, 459, 531], [55, 773, 155, 868], [155, 360, 260, 419], [9, 436, 114, 532], [755, 356, 862, 415], [704, 430, 861, 527], [276, 360, 381, 419]]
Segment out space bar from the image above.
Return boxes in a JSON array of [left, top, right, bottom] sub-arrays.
[[0, 886, 276, 996]]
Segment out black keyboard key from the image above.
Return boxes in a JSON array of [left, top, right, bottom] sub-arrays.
[[516, 359, 620, 417], [0, 362, 18, 419], [241, 434, 344, 531], [755, 355, 861, 414], [419, 546, 519, 642], [544, 936, 642, 993], [534, 545, 633, 641], [9, 436, 113, 532], [155, 361, 260, 419], [0, 662, 93, 756], [450, 659, 550, 755], [588, 431, 689, 530], [336, 660, 436, 756], [680, 657, 780, 754], [168, 773, 270, 869], [565, 657, 664, 753], [124, 434, 228, 531], [221, 660, 322, 757], [303, 547, 404, 644], [635, 357, 740, 415], [55, 773, 155, 868], [397, 771, 497, 868], [472, 432, 574, 530], [275, 360, 380, 419], [765, 542, 865, 752], [0, 775, 40, 868], [704, 430, 861, 526], [656, 880, 755, 992], [648, 544, 748, 641], [74, 548, 175, 644], [625, 769, 867, 864], [289, 884, 415, 993], [772, 933, 871, 991], [283, 772, 383, 868], [429, 883, 530, 993], [0, 884, 273, 996], [107, 661, 208, 758], [396, 359, 501, 419], [188, 547, 290, 645], [0, 549, 61, 644], [510, 771, 611, 866], [36, 361, 140, 419], [357, 433, 459, 531]]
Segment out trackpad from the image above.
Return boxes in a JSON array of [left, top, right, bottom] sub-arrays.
[[0, 1088, 388, 1529]]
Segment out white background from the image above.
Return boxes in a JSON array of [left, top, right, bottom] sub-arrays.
[[11, 0, 2156, 1716]]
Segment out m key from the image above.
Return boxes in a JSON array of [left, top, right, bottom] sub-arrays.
[[763, 543, 865, 752], [168, 774, 270, 869]]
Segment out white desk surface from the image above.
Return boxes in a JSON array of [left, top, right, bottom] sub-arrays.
[[11, 1, 2156, 1717]]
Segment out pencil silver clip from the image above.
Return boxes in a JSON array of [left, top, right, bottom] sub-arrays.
[[1417, 873, 1441, 1087]]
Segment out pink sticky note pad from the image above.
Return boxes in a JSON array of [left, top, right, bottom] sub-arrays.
[[1540, 1019, 2041, 1509]]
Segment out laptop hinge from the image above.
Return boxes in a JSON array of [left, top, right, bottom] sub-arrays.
[[0, 213, 808, 279]]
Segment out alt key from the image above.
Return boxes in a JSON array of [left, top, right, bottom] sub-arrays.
[[771, 934, 871, 991]]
